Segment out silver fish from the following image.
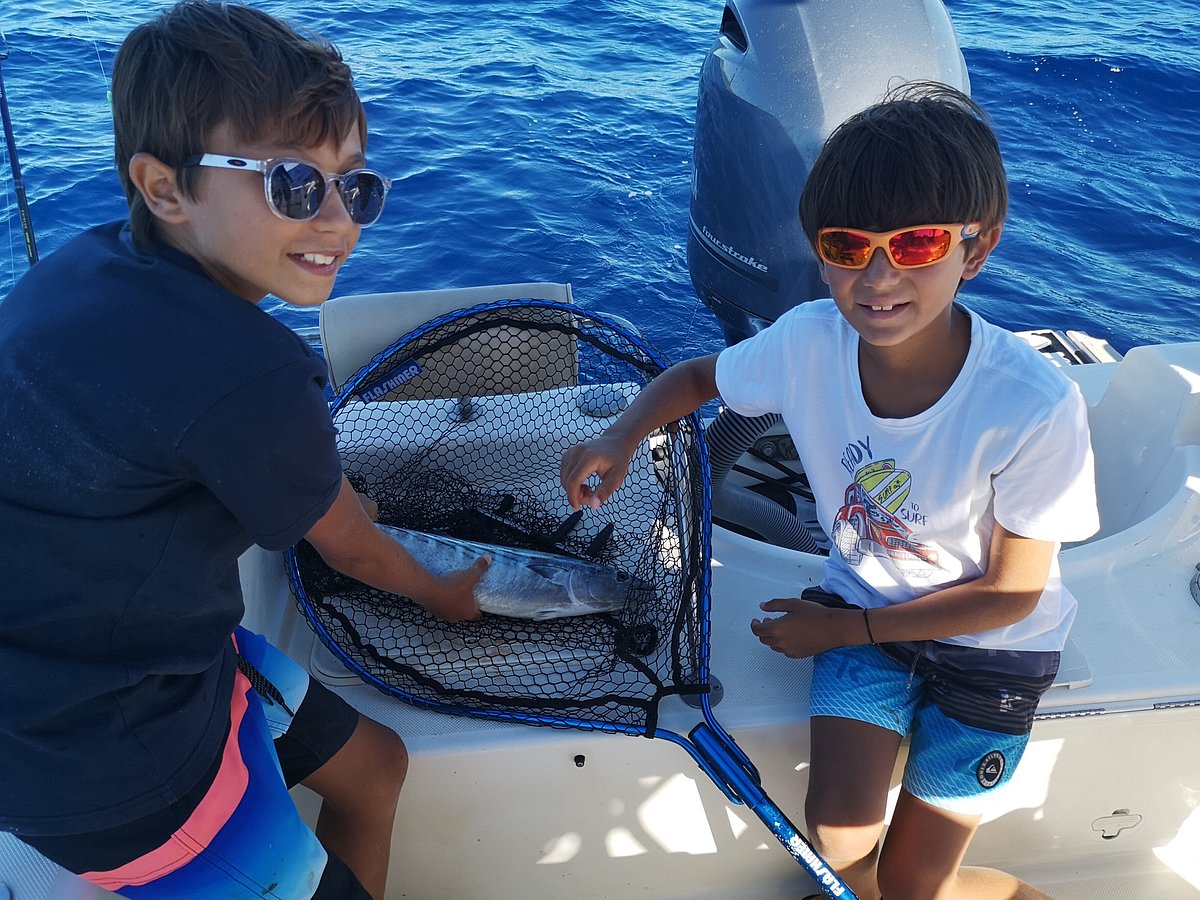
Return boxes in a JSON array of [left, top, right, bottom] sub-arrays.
[[378, 523, 629, 620]]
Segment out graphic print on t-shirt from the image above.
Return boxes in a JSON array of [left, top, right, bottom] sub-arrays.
[[831, 457, 939, 575]]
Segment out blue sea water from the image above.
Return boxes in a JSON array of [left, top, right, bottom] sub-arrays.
[[0, 0, 1196, 362]]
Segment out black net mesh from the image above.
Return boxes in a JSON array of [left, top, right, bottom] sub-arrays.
[[289, 301, 710, 736]]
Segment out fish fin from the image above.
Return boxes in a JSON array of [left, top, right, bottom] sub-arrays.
[[526, 562, 572, 586]]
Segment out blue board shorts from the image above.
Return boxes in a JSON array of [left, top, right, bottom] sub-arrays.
[[21, 627, 366, 898], [805, 589, 1059, 815]]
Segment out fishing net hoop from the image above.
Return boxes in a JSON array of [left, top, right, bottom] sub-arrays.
[[287, 299, 713, 738]]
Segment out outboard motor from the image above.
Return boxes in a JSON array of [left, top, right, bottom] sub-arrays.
[[688, 0, 970, 345]]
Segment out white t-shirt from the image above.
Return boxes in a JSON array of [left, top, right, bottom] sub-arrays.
[[715, 299, 1099, 651]]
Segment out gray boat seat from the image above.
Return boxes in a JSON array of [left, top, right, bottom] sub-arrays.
[[319, 282, 577, 399]]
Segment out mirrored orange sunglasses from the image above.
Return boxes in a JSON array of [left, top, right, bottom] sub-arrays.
[[816, 223, 982, 270]]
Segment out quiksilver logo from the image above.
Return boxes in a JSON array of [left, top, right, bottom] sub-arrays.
[[976, 750, 1006, 789]]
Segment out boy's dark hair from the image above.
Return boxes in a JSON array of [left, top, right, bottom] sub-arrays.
[[112, 0, 366, 248], [799, 82, 1007, 247]]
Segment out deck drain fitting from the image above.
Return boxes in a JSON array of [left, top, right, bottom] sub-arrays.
[[1091, 809, 1142, 840]]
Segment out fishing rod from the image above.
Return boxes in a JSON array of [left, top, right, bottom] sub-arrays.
[[0, 31, 39, 268]]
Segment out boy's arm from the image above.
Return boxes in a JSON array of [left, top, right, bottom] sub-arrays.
[[868, 524, 1056, 642], [303, 475, 488, 622], [752, 523, 1057, 657], [560, 353, 720, 510]]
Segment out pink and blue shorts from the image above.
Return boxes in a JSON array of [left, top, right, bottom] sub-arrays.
[[22, 628, 365, 898]]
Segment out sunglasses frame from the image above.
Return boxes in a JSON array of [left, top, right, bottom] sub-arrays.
[[183, 153, 392, 227], [816, 222, 983, 270]]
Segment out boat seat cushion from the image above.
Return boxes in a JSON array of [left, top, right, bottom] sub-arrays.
[[319, 282, 577, 397]]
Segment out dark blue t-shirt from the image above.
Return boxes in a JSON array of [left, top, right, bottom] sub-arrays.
[[0, 222, 342, 834]]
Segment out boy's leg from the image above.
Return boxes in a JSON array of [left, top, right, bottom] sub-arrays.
[[806, 715, 903, 900], [877, 789, 978, 899], [806, 641, 917, 899], [879, 791, 1050, 900], [877, 645, 1059, 899], [299, 714, 408, 899], [242, 628, 406, 900]]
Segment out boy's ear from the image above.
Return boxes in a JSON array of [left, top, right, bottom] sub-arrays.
[[127, 152, 189, 225], [961, 225, 1003, 281]]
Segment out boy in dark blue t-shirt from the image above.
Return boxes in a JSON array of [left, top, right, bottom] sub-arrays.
[[0, 3, 488, 897]]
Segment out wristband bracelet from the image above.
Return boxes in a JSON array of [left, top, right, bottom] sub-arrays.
[[863, 608, 877, 645]]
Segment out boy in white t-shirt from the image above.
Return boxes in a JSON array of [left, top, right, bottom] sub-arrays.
[[561, 82, 1098, 899]]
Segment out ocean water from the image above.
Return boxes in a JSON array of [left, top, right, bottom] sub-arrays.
[[0, 0, 1196, 363]]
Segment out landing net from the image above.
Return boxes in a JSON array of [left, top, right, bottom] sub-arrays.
[[288, 300, 712, 736]]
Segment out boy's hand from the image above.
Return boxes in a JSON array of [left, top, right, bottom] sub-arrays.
[[417, 555, 490, 623], [559, 354, 721, 511], [750, 598, 865, 658], [560, 436, 634, 511], [309, 477, 491, 623]]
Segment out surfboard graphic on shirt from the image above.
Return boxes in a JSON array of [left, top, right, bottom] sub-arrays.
[[831, 459, 939, 573]]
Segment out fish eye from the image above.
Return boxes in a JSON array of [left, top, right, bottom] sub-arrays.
[[616, 571, 630, 582]]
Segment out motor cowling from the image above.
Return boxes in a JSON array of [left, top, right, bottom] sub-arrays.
[[688, 0, 970, 345]]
